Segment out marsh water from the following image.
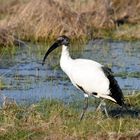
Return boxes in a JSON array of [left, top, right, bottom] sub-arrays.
[[0, 40, 140, 104]]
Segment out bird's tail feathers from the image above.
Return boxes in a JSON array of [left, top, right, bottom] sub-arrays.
[[100, 94, 117, 103]]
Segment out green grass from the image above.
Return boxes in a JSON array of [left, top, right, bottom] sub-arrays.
[[115, 71, 140, 78], [0, 95, 140, 140]]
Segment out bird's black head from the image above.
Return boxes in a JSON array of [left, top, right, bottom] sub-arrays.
[[56, 35, 70, 46], [42, 35, 70, 65]]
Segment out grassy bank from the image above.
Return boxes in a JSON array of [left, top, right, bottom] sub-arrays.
[[0, 94, 140, 140], [0, 0, 140, 46]]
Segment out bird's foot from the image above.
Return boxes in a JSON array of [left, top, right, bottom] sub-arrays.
[[96, 99, 109, 117]]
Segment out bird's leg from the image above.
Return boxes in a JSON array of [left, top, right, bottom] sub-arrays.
[[96, 99, 103, 111], [102, 101, 109, 117], [80, 95, 88, 121], [96, 99, 109, 117]]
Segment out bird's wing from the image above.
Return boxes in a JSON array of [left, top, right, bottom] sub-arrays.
[[69, 59, 110, 95], [101, 66, 125, 106]]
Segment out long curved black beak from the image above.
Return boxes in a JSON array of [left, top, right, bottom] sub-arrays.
[[42, 42, 60, 65]]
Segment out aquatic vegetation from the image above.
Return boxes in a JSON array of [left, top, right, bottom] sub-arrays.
[[115, 71, 140, 78], [0, 79, 6, 90]]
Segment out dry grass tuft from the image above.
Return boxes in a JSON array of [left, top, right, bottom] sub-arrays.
[[1, 0, 81, 41], [0, 0, 140, 45], [0, 0, 22, 17], [0, 27, 14, 46]]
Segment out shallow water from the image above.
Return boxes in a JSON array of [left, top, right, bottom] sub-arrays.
[[0, 40, 140, 104]]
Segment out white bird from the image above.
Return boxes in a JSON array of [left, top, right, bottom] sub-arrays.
[[42, 35, 126, 120]]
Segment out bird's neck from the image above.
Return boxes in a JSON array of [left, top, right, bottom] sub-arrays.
[[60, 45, 73, 74], [61, 45, 71, 60]]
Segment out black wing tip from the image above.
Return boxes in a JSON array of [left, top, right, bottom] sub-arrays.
[[117, 99, 125, 106], [102, 66, 125, 108]]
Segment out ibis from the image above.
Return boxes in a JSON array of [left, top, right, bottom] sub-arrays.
[[42, 35, 126, 120]]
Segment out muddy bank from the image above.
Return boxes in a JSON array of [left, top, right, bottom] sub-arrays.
[[0, 0, 140, 45]]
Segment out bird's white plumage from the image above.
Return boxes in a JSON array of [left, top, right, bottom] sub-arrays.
[[42, 36, 125, 120], [70, 59, 110, 94], [60, 45, 116, 102]]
